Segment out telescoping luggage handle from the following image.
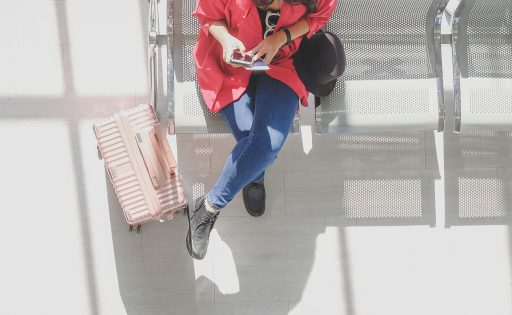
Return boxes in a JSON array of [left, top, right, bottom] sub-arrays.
[[148, 0, 159, 112], [148, 0, 171, 115], [136, 125, 177, 188], [137, 0, 178, 189]]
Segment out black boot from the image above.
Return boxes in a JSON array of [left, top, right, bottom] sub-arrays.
[[186, 196, 218, 260], [242, 179, 266, 217]]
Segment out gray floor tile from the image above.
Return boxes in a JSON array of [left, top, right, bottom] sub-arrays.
[[285, 169, 436, 226], [140, 216, 190, 262], [213, 258, 311, 303], [444, 168, 512, 226], [445, 130, 512, 169], [176, 134, 213, 176], [345, 170, 437, 226], [212, 215, 345, 260], [115, 260, 214, 306], [275, 131, 430, 172], [285, 170, 345, 216], [128, 301, 289, 315]]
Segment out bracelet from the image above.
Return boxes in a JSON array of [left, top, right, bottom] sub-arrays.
[[281, 28, 292, 46]]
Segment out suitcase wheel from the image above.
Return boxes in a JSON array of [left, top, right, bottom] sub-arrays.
[[97, 145, 102, 160], [128, 224, 142, 233]]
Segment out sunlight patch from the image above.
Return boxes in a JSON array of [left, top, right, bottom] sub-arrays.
[[192, 230, 240, 295], [290, 227, 345, 315]]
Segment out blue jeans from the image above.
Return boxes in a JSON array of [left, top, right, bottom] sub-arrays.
[[207, 73, 299, 210]]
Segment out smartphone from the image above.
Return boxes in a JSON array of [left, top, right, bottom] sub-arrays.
[[246, 59, 270, 71], [229, 50, 254, 67], [229, 49, 270, 71]]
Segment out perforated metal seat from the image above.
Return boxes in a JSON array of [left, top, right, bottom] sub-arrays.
[[452, 0, 512, 132], [167, 0, 301, 134], [166, 0, 227, 133], [316, 0, 448, 133]]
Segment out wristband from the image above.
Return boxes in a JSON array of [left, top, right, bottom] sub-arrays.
[[281, 28, 292, 46]]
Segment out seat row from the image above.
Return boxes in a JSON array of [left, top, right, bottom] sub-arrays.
[[165, 0, 512, 134]]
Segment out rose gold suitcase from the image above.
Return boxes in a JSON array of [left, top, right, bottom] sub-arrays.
[[94, 105, 187, 232], [93, 0, 187, 232]]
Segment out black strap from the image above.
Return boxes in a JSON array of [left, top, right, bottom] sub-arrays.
[[282, 28, 292, 46]]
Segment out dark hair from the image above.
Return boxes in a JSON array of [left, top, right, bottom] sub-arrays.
[[252, 0, 317, 14]]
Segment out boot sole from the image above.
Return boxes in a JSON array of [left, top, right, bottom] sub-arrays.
[[242, 189, 266, 217], [185, 205, 203, 260]]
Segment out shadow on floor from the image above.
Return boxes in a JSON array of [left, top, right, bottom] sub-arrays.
[[103, 125, 442, 314]]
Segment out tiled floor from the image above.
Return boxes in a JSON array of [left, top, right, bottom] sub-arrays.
[[2, 1, 512, 315]]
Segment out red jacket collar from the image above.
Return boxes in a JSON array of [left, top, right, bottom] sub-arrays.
[[236, 0, 305, 31]]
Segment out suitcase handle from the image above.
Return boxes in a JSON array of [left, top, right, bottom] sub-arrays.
[[136, 130, 162, 188], [136, 125, 178, 188], [153, 125, 178, 176]]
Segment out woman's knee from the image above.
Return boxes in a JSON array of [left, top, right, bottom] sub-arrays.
[[252, 129, 287, 161], [269, 130, 287, 156]]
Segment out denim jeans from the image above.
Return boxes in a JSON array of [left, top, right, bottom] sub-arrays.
[[206, 73, 299, 210]]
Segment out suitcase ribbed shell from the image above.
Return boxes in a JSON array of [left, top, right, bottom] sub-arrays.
[[94, 104, 187, 226]]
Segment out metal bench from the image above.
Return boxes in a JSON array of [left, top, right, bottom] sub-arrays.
[[167, 0, 227, 134], [452, 0, 512, 132], [316, 0, 448, 133], [167, 0, 302, 134]]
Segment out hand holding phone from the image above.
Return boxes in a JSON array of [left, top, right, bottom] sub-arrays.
[[229, 50, 254, 67], [229, 49, 270, 71]]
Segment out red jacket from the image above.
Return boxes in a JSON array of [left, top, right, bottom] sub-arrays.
[[193, 0, 337, 112]]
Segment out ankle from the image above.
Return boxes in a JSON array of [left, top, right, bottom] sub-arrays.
[[204, 196, 220, 215]]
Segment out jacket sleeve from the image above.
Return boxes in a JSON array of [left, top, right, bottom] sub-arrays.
[[305, 0, 337, 38], [192, 0, 228, 37]]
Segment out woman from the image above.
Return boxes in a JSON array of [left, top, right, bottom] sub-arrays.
[[186, 0, 337, 259]]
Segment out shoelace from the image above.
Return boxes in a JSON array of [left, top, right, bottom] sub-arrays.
[[199, 215, 217, 226], [249, 181, 264, 188]]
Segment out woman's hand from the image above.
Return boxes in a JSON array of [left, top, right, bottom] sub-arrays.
[[219, 35, 246, 67], [208, 21, 246, 67], [247, 31, 287, 64]]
